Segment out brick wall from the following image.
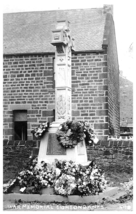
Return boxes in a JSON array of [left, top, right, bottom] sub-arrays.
[[72, 53, 108, 139], [106, 16, 120, 136], [3, 54, 55, 140]]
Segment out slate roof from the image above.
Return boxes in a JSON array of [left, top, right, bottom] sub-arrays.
[[3, 8, 107, 54]]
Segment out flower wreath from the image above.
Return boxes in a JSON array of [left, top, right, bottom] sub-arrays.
[[56, 120, 97, 148], [31, 122, 49, 139], [4, 157, 56, 194], [54, 173, 77, 196]]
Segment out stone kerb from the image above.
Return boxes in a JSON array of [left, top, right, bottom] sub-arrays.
[[4, 187, 119, 204]]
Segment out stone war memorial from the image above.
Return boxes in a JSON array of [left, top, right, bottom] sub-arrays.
[[38, 20, 88, 164], [3, 4, 133, 207]]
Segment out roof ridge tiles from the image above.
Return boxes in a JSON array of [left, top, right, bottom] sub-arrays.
[[3, 7, 103, 15]]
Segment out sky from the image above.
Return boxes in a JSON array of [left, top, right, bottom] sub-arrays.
[[2, 0, 135, 81]]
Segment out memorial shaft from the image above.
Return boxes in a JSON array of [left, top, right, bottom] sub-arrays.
[[51, 21, 74, 122]]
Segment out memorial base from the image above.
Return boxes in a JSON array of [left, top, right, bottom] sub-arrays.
[[38, 121, 88, 164]]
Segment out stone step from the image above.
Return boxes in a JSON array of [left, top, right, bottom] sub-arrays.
[[4, 187, 119, 204]]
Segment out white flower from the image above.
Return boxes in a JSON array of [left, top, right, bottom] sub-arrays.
[[9, 179, 16, 186], [17, 177, 21, 180], [19, 171, 25, 176], [71, 183, 76, 188], [92, 169, 98, 175], [93, 136, 99, 144], [20, 187, 26, 192], [90, 175, 94, 180], [59, 125, 62, 130], [37, 128, 42, 133], [88, 141, 93, 144], [56, 168, 61, 176], [72, 168, 76, 172]]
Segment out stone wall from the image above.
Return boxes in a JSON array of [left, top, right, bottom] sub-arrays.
[[3, 140, 40, 183], [3, 54, 55, 140], [87, 140, 133, 185], [3, 52, 109, 140], [3, 50, 119, 140], [3, 139, 133, 183], [107, 16, 120, 136], [71, 53, 108, 139], [87, 140, 133, 161], [87, 140, 133, 184]]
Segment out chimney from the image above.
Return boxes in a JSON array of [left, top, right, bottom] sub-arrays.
[[103, 5, 113, 16]]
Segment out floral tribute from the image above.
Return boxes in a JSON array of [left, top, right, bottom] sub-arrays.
[[4, 158, 107, 196], [31, 122, 49, 139], [54, 159, 107, 196], [54, 174, 77, 196], [4, 157, 56, 194], [56, 120, 98, 148]]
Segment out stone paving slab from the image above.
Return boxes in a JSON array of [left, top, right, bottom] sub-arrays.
[[3, 187, 119, 204]]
